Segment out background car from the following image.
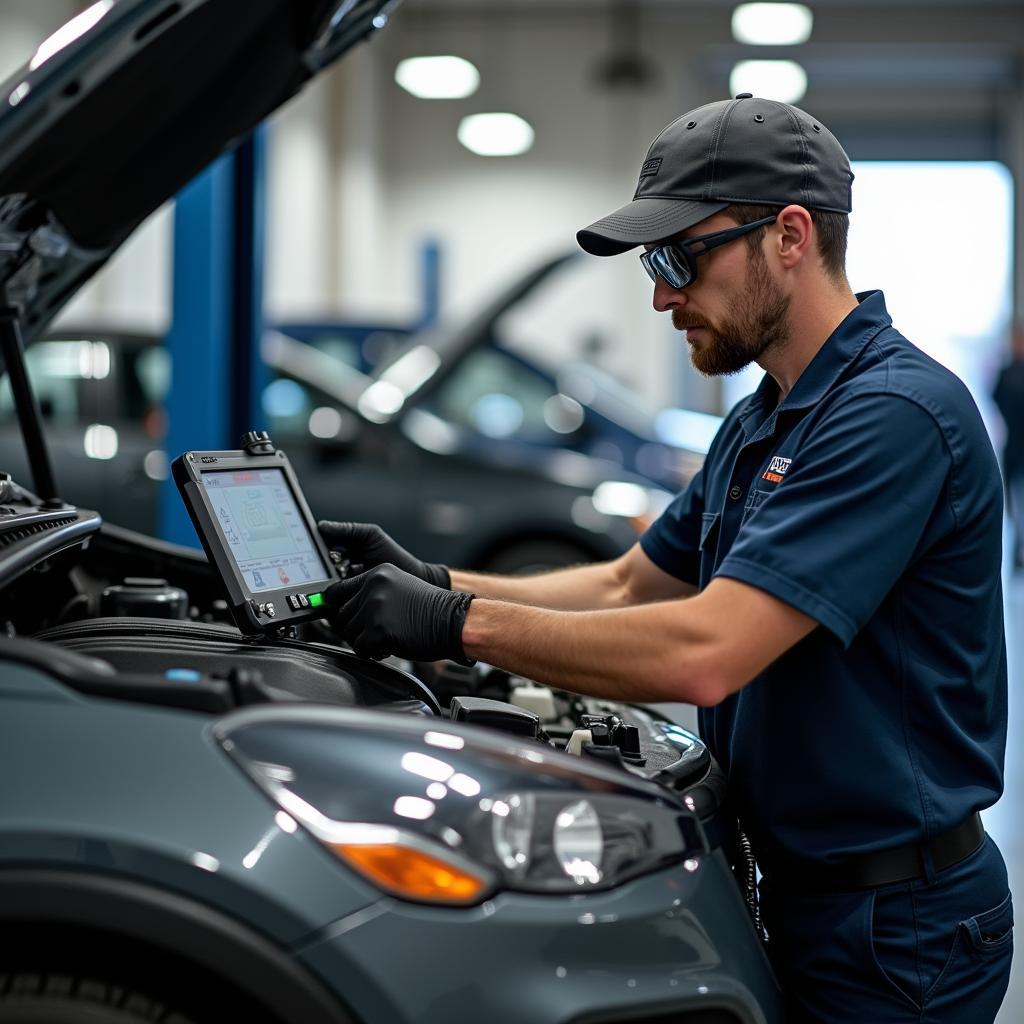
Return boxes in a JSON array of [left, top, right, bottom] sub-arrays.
[[0, 328, 659, 572], [278, 251, 723, 494]]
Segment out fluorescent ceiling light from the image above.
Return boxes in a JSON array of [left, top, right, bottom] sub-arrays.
[[395, 56, 479, 99], [458, 113, 535, 157], [729, 60, 807, 103], [731, 3, 813, 46]]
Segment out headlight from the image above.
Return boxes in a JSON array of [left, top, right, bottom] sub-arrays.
[[469, 790, 691, 894], [217, 708, 706, 906], [574, 481, 673, 536]]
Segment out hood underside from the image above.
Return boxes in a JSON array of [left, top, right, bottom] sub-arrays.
[[0, 0, 395, 338]]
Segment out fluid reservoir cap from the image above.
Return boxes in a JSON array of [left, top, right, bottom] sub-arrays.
[[510, 684, 557, 722], [101, 578, 189, 619]]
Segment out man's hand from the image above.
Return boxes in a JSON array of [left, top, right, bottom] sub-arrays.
[[324, 564, 474, 663], [317, 522, 450, 588]]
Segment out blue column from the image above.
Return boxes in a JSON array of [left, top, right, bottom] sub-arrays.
[[418, 238, 442, 330], [160, 128, 268, 547], [231, 128, 269, 440]]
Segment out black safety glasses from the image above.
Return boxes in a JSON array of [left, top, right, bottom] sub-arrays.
[[640, 215, 778, 290]]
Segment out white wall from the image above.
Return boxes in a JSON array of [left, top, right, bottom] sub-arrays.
[[5, 2, 1021, 411], [265, 9, 725, 406]]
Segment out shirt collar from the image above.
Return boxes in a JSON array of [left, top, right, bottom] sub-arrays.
[[737, 290, 893, 439]]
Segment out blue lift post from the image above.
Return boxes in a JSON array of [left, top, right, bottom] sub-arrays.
[[160, 128, 268, 547], [418, 238, 441, 330]]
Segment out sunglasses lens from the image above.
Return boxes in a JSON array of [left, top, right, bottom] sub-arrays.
[[640, 252, 659, 285], [641, 246, 693, 290]]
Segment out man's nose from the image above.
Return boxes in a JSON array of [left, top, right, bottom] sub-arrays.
[[653, 274, 688, 313]]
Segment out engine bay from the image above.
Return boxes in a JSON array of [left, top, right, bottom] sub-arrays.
[[0, 481, 719, 801]]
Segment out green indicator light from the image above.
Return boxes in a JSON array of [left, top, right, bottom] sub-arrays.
[[307, 593, 324, 608]]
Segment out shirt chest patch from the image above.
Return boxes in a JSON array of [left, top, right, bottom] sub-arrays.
[[761, 456, 792, 484]]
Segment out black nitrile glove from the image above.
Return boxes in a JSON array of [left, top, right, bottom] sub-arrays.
[[317, 521, 450, 588], [324, 563, 474, 664]]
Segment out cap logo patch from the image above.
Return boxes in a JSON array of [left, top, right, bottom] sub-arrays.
[[762, 456, 791, 483], [638, 157, 662, 181]]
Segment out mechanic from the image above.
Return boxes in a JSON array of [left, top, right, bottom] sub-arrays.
[[319, 95, 1012, 1022]]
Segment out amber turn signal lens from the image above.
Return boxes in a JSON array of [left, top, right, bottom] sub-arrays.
[[332, 843, 488, 905]]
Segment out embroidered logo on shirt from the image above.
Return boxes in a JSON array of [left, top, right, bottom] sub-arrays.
[[761, 456, 792, 484]]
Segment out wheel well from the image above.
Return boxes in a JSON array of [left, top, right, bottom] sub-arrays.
[[0, 870, 357, 1024], [2, 923, 279, 1023]]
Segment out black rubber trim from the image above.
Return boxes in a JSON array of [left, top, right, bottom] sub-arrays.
[[0, 869, 359, 1024], [568, 1001, 748, 1024], [0, 510, 99, 588]]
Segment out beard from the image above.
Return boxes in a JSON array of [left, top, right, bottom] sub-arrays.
[[672, 247, 791, 376]]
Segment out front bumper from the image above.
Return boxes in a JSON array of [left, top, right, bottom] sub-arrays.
[[296, 848, 783, 1024]]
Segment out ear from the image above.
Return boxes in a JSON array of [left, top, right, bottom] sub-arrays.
[[773, 204, 814, 270]]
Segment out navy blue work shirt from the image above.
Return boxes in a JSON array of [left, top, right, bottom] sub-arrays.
[[641, 290, 1007, 870]]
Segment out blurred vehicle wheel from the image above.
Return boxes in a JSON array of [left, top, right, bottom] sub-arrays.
[[0, 973, 198, 1024], [482, 539, 594, 575]]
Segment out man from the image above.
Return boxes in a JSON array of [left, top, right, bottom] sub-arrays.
[[993, 322, 1024, 569], [320, 96, 1012, 1022]]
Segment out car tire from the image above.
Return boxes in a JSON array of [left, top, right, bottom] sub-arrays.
[[481, 539, 594, 575], [0, 973, 198, 1024]]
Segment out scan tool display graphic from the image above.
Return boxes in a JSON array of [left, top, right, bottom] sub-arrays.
[[201, 468, 330, 593]]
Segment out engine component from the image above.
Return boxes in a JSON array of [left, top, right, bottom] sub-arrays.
[[579, 712, 646, 766], [449, 696, 541, 738], [100, 578, 189, 619], [509, 681, 557, 721], [564, 728, 593, 756]]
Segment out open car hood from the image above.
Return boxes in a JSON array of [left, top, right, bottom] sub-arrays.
[[0, 0, 397, 340]]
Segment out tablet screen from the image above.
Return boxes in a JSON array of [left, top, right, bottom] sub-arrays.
[[200, 468, 331, 594]]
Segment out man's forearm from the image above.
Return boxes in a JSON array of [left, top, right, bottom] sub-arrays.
[[449, 560, 629, 610], [460, 596, 722, 705]]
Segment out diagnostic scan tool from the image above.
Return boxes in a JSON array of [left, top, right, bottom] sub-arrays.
[[173, 432, 339, 635]]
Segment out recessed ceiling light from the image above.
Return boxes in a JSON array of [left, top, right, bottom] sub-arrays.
[[395, 56, 480, 99], [731, 3, 813, 46], [729, 60, 807, 104], [457, 113, 535, 157]]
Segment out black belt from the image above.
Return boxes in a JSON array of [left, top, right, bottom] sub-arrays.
[[767, 813, 985, 892]]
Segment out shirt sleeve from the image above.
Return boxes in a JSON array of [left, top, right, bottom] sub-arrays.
[[716, 392, 953, 647], [640, 462, 706, 584]]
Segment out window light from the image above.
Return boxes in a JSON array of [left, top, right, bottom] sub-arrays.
[[731, 3, 813, 46]]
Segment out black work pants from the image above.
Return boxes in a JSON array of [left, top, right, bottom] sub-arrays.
[[759, 836, 1013, 1023]]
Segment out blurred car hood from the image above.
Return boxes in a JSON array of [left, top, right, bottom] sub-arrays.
[[262, 328, 660, 493], [0, 0, 397, 340], [367, 250, 722, 457]]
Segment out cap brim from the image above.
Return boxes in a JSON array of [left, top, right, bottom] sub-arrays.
[[576, 197, 730, 256]]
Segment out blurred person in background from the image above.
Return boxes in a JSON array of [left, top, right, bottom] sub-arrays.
[[993, 322, 1024, 569]]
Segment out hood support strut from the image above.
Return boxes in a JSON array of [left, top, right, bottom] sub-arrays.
[[0, 304, 62, 505]]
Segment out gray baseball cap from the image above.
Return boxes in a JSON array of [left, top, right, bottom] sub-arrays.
[[577, 94, 854, 256]]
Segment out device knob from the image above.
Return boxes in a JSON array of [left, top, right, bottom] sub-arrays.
[[241, 430, 275, 454]]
